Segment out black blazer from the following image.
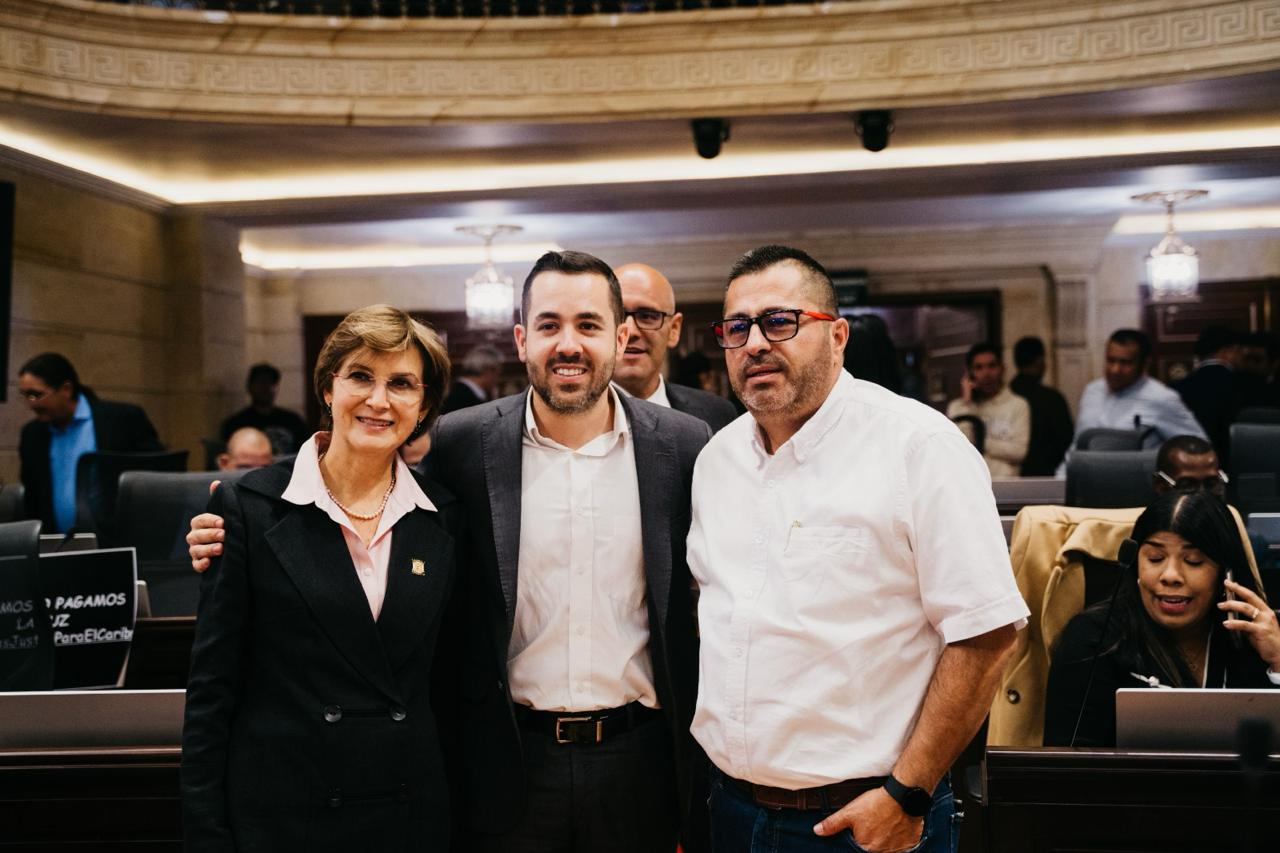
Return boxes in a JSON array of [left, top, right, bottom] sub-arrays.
[[1173, 363, 1247, 464], [424, 391, 711, 842], [181, 461, 458, 853], [666, 383, 740, 434], [18, 391, 162, 530]]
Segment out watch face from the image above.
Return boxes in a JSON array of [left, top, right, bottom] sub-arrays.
[[902, 787, 932, 817]]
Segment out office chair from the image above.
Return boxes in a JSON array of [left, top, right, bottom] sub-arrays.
[[1235, 407, 1280, 425], [1229, 423, 1280, 515], [1065, 449, 1158, 509], [114, 469, 246, 616], [74, 450, 189, 544], [0, 519, 53, 691], [0, 483, 25, 523], [1075, 427, 1154, 451]]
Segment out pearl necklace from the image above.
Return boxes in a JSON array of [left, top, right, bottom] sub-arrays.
[[320, 455, 396, 521]]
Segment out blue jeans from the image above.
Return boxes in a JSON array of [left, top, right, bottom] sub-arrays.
[[708, 768, 958, 853]]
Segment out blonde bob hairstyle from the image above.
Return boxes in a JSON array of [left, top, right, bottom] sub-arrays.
[[313, 305, 451, 441]]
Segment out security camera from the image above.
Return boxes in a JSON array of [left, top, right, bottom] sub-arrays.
[[692, 118, 730, 160], [854, 110, 893, 152]]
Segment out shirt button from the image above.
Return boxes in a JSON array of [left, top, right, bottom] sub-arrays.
[[576, 626, 587, 637], [767, 479, 777, 488], [752, 536, 763, 545]]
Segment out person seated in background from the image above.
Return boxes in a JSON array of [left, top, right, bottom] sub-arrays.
[[841, 313, 903, 395], [947, 342, 1030, 478], [441, 344, 503, 413], [1071, 329, 1205, 449], [1172, 326, 1248, 465], [1242, 331, 1280, 407], [17, 352, 162, 533], [216, 426, 273, 472], [1044, 490, 1280, 748], [1154, 434, 1278, 575], [1009, 336, 1073, 476], [220, 362, 309, 456]]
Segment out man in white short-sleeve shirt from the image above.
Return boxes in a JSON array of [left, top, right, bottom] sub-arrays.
[[688, 245, 1029, 853]]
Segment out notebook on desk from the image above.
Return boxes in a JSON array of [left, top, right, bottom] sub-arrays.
[[1116, 688, 1280, 753]]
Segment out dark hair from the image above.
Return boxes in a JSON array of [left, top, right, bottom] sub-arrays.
[[521, 251, 623, 326], [1194, 325, 1242, 360], [965, 342, 1001, 369], [1013, 336, 1045, 369], [246, 363, 281, 388], [726, 245, 837, 314], [1088, 491, 1262, 688], [843, 314, 902, 394], [18, 352, 81, 398], [673, 350, 711, 389], [1108, 328, 1152, 363], [1156, 434, 1215, 476]]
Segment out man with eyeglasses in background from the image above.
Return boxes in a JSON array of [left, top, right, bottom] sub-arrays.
[[687, 245, 1028, 853], [613, 263, 739, 433], [1153, 434, 1277, 577], [17, 351, 162, 534]]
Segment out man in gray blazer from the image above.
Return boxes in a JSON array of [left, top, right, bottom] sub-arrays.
[[428, 251, 711, 852], [614, 263, 739, 433]]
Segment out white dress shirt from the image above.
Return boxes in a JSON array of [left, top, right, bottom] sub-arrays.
[[1073, 375, 1206, 447], [613, 375, 672, 408], [509, 387, 657, 712], [688, 371, 1029, 787]]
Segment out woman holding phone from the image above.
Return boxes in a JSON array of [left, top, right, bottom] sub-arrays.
[[1044, 490, 1280, 747], [182, 305, 457, 851]]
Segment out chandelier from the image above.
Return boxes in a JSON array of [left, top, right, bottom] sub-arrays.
[[1131, 190, 1208, 301], [457, 224, 523, 328]]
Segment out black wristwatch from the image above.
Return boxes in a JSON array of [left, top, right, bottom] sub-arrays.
[[883, 773, 931, 817]]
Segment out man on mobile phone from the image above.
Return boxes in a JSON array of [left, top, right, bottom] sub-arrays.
[[946, 342, 1030, 479]]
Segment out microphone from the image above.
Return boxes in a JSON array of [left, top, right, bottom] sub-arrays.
[[1067, 537, 1139, 748]]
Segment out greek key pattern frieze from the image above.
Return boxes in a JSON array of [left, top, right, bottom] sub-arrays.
[[1, 1, 1278, 119]]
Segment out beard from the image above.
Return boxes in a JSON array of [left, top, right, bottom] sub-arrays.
[[730, 351, 831, 420], [530, 353, 614, 415]]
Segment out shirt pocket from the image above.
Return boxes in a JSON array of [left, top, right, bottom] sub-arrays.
[[780, 525, 867, 582]]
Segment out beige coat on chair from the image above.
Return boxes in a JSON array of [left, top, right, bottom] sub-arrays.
[[988, 503, 1262, 748]]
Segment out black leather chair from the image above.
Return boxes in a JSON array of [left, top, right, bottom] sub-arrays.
[[74, 450, 189, 543], [1236, 407, 1280, 425], [1075, 427, 1154, 451], [1229, 423, 1280, 515], [0, 519, 53, 691], [1065, 449, 1159, 508], [113, 469, 246, 616], [0, 483, 25, 523]]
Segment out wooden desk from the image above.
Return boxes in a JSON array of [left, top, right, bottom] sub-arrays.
[[0, 746, 181, 851], [984, 747, 1280, 853]]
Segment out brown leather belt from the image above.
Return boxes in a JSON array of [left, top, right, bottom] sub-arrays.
[[727, 774, 886, 811], [515, 701, 659, 745]]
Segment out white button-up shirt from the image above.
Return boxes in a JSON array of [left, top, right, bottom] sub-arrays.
[[509, 387, 657, 712], [688, 371, 1028, 788]]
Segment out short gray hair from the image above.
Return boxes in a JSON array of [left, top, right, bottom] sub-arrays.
[[461, 345, 504, 377]]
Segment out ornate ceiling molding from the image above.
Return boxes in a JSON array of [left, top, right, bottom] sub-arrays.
[[1, 0, 1279, 124]]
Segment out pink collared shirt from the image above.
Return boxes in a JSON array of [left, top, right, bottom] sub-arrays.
[[281, 433, 436, 620]]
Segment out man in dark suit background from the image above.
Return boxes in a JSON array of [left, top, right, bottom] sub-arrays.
[[613, 262, 738, 433], [1009, 336, 1074, 476], [441, 344, 503, 414], [17, 351, 162, 533], [1173, 325, 1249, 465], [427, 251, 711, 852]]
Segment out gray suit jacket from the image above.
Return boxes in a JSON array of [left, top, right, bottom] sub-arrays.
[[666, 383, 740, 434], [422, 390, 711, 843]]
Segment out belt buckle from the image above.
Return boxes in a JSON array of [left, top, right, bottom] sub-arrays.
[[554, 715, 603, 744]]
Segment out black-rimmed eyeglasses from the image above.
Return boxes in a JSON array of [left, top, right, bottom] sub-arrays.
[[710, 309, 838, 349], [624, 309, 674, 331]]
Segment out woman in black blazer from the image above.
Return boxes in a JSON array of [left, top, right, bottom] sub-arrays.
[[182, 305, 457, 852]]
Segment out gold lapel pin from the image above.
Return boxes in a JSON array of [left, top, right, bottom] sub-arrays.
[[411, 559, 426, 576]]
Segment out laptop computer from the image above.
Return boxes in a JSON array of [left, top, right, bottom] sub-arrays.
[[1116, 688, 1280, 753]]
